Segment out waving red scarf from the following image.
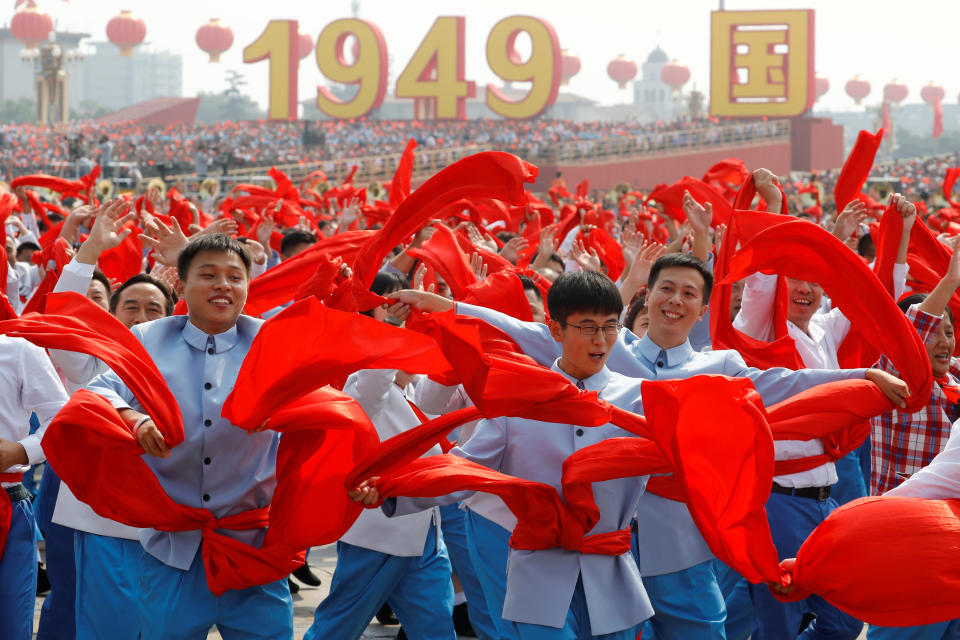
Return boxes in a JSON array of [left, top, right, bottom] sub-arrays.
[[351, 152, 537, 290], [406, 224, 478, 299], [648, 176, 734, 226], [834, 129, 883, 213], [242, 230, 375, 317], [97, 224, 143, 284], [389, 138, 417, 208], [460, 270, 535, 322], [22, 238, 72, 315]]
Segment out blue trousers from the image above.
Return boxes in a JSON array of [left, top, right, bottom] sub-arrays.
[[0, 495, 37, 640], [139, 547, 292, 639], [748, 492, 863, 640], [464, 507, 519, 640], [832, 450, 868, 506], [509, 575, 636, 639], [633, 554, 726, 640], [305, 524, 455, 640], [36, 464, 76, 640], [75, 531, 142, 640], [440, 503, 498, 640], [713, 560, 752, 640], [867, 621, 960, 640]]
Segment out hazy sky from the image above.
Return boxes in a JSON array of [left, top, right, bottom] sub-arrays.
[[30, 0, 960, 113]]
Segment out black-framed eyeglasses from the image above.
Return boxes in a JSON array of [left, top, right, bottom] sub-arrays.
[[562, 321, 623, 336]]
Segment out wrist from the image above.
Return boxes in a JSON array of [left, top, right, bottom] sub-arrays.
[[133, 415, 153, 432]]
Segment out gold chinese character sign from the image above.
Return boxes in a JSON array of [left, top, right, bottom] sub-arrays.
[[710, 10, 814, 117]]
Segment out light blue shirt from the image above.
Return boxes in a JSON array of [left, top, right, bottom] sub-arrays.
[[456, 302, 867, 575], [390, 360, 653, 634], [87, 315, 279, 570]]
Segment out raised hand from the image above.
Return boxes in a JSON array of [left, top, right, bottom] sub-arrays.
[[753, 168, 783, 212], [470, 251, 488, 281], [195, 217, 239, 238], [682, 190, 713, 234], [499, 236, 529, 265], [890, 193, 916, 233], [570, 238, 601, 272], [140, 217, 188, 267], [466, 224, 498, 253], [626, 240, 666, 287], [256, 215, 275, 250], [412, 262, 435, 293], [832, 200, 868, 243], [75, 199, 136, 265]]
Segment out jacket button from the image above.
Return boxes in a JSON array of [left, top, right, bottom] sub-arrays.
[[204, 382, 212, 390], [202, 494, 210, 502], [576, 428, 584, 436], [207, 347, 215, 355], [204, 419, 212, 427], [204, 457, 211, 465]]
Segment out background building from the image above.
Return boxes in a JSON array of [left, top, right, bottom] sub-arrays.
[[81, 41, 182, 111]]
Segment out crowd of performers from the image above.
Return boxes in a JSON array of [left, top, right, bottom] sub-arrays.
[[3, 128, 960, 640]]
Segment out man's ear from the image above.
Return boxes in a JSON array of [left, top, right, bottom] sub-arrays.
[[698, 299, 709, 320], [548, 319, 564, 344], [173, 278, 185, 299]]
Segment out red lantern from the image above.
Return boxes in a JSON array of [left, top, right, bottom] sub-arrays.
[[607, 54, 637, 90], [921, 83, 945, 106], [195, 18, 233, 63], [814, 74, 829, 101], [883, 79, 908, 104], [560, 50, 580, 85], [298, 31, 313, 60], [11, 0, 53, 50], [107, 10, 146, 57], [660, 59, 691, 94], [844, 75, 871, 105]]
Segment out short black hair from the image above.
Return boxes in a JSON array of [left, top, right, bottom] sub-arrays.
[[361, 271, 410, 318], [110, 273, 175, 316], [517, 274, 542, 301], [177, 233, 251, 280], [625, 290, 648, 333], [648, 253, 714, 302], [90, 269, 111, 296], [546, 271, 622, 325], [280, 229, 317, 256], [857, 233, 876, 259], [15, 241, 40, 256]]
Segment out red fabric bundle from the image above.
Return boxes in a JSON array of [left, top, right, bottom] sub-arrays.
[[834, 129, 883, 213], [460, 270, 534, 322], [0, 193, 12, 294], [731, 174, 788, 214], [407, 224, 478, 299], [22, 238, 72, 315], [648, 176, 734, 226], [389, 138, 417, 208], [702, 158, 749, 201], [242, 230, 376, 317], [11, 166, 100, 203], [351, 152, 537, 291], [722, 219, 932, 410], [944, 168, 960, 210], [579, 227, 625, 282], [97, 223, 143, 284], [776, 496, 960, 626]]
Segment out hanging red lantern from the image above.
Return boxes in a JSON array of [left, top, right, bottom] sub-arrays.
[[298, 31, 313, 60], [107, 10, 146, 57], [607, 54, 638, 90], [844, 75, 871, 105], [11, 0, 52, 49], [660, 59, 691, 94], [883, 79, 908, 104], [560, 50, 581, 85], [921, 82, 945, 106], [814, 74, 829, 101], [195, 18, 233, 63]]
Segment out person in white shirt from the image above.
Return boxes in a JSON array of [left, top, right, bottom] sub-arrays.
[[0, 334, 68, 640], [305, 272, 456, 640]]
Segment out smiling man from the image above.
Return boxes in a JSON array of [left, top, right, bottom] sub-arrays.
[[355, 271, 654, 639], [85, 233, 292, 640], [394, 251, 908, 640]]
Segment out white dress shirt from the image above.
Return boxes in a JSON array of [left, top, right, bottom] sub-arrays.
[[0, 335, 68, 484]]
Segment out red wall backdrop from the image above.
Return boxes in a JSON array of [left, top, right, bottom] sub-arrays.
[[531, 141, 792, 191]]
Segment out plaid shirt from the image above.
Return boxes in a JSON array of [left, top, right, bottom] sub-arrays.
[[870, 305, 960, 495]]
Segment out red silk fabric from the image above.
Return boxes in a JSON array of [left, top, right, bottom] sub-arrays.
[[351, 152, 537, 291], [389, 138, 417, 208], [776, 496, 960, 626], [648, 176, 733, 226], [834, 129, 883, 212], [407, 224, 478, 300]]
